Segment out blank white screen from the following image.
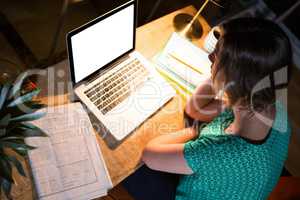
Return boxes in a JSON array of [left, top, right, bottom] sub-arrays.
[[71, 4, 134, 83]]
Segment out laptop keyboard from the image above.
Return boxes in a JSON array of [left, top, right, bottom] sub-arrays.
[[84, 59, 150, 115]]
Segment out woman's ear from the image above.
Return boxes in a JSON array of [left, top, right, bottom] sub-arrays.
[[222, 92, 230, 106], [212, 69, 226, 96]]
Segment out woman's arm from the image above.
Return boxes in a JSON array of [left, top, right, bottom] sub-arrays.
[[142, 127, 197, 174], [142, 78, 225, 174], [185, 77, 223, 122]]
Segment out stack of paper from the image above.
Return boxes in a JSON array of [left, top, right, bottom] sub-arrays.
[[26, 103, 112, 200], [153, 32, 211, 100]]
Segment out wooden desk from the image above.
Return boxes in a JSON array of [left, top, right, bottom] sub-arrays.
[[12, 5, 211, 200], [97, 6, 210, 186], [36, 5, 210, 186]]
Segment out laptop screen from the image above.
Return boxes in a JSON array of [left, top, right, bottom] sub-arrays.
[[69, 2, 135, 84]]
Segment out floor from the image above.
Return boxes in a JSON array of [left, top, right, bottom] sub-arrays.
[[1, 1, 300, 200]]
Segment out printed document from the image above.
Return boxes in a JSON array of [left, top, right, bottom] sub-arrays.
[[26, 103, 112, 200]]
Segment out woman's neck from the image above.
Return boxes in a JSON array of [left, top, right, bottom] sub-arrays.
[[225, 105, 276, 141]]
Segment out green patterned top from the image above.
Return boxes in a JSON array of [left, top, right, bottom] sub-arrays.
[[176, 103, 291, 200]]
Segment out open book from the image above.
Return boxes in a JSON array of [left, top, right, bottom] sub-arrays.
[[154, 32, 211, 99], [26, 103, 112, 200]]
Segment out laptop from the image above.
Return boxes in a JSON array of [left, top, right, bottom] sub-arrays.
[[67, 0, 175, 141]]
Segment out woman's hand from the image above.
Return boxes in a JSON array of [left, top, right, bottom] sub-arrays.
[[185, 77, 223, 122], [142, 127, 197, 174]]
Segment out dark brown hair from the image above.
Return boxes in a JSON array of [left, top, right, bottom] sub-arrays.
[[212, 17, 292, 111]]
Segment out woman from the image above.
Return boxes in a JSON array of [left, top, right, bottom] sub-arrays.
[[141, 17, 292, 199]]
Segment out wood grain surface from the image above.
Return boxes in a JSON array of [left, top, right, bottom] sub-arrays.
[[9, 5, 212, 200]]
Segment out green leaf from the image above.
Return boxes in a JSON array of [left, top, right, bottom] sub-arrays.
[[3, 102, 46, 121], [0, 114, 11, 126], [1, 178, 12, 199], [10, 111, 46, 123], [23, 100, 45, 108], [0, 136, 25, 141], [0, 158, 13, 183], [6, 155, 26, 177], [16, 102, 46, 116], [20, 122, 37, 129], [8, 71, 28, 99], [0, 141, 36, 151], [23, 127, 48, 137], [7, 89, 41, 107], [11, 148, 28, 157], [0, 114, 11, 137], [0, 83, 10, 110], [6, 122, 33, 134], [20, 101, 46, 111], [6, 126, 48, 138]]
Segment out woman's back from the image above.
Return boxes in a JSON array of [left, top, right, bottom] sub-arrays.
[[139, 17, 293, 200], [176, 103, 291, 200]]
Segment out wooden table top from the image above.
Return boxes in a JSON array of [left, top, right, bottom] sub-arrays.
[[36, 5, 211, 186], [11, 5, 211, 200], [99, 5, 210, 186]]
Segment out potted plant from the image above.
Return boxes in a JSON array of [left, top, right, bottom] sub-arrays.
[[0, 73, 46, 199]]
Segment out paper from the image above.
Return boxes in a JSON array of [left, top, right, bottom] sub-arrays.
[[156, 52, 208, 87], [164, 32, 212, 75], [155, 63, 195, 94], [26, 103, 112, 200]]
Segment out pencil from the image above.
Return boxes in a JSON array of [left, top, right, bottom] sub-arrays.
[[168, 52, 204, 75]]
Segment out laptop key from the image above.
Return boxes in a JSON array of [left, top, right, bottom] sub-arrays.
[[88, 58, 149, 115]]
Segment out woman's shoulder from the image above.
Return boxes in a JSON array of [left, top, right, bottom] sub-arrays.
[[184, 134, 250, 172], [210, 107, 234, 128], [199, 107, 234, 136], [185, 134, 241, 153], [215, 107, 234, 121]]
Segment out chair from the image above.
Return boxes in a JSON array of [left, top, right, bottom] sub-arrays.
[[268, 177, 300, 200]]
